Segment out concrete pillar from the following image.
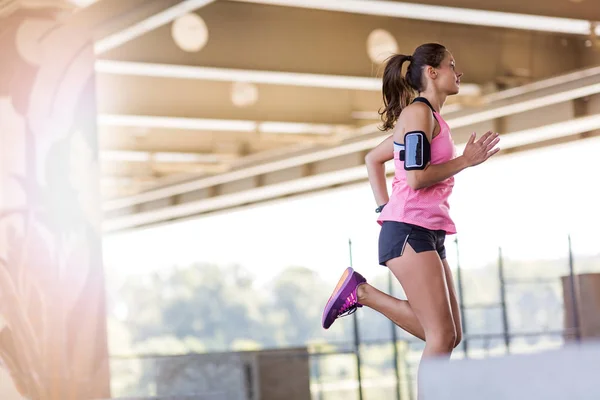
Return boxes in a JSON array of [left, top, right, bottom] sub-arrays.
[[256, 347, 311, 400], [562, 273, 600, 341], [0, 3, 110, 399]]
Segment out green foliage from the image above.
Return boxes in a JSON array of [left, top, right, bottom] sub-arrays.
[[109, 255, 600, 397], [114, 263, 338, 355], [112, 255, 600, 355]]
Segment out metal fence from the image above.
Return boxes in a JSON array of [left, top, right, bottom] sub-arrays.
[[109, 234, 598, 400], [453, 234, 582, 358]]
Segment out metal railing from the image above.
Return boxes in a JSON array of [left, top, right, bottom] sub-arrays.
[[108, 234, 598, 400]]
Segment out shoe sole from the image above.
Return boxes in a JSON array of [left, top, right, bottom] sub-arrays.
[[322, 267, 354, 329]]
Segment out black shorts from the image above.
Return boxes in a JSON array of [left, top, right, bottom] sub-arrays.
[[378, 221, 447, 266]]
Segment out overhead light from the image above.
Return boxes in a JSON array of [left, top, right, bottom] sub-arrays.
[[367, 29, 398, 64], [230, 0, 600, 36], [95, 60, 481, 95], [98, 114, 352, 135], [231, 81, 259, 107], [94, 0, 216, 54], [171, 13, 209, 52]]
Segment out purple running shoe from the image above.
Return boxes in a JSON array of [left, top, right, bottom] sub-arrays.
[[322, 267, 367, 329]]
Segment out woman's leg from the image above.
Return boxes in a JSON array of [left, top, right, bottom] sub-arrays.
[[357, 283, 425, 341], [385, 244, 456, 399], [442, 258, 463, 348], [387, 244, 456, 360], [357, 257, 463, 346], [323, 220, 460, 347]]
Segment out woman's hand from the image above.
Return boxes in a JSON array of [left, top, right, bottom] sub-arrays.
[[463, 131, 501, 167]]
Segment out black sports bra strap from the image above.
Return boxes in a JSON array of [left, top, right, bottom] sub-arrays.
[[412, 96, 440, 129], [412, 97, 435, 113]]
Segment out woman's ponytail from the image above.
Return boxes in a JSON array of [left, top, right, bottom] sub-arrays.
[[378, 54, 415, 131]]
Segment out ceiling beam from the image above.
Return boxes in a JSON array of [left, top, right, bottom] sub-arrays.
[[95, 59, 482, 95], [229, 0, 600, 36], [0, 0, 159, 34], [101, 160, 229, 176], [440, 67, 600, 128], [98, 114, 355, 135], [94, 0, 216, 54], [67, 0, 163, 35], [351, 65, 600, 135], [101, 65, 600, 215], [99, 149, 238, 163], [102, 112, 600, 232]]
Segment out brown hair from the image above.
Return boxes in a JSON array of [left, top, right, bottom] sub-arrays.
[[378, 43, 448, 131]]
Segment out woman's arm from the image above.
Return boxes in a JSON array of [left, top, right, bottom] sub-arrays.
[[409, 156, 470, 190], [365, 135, 394, 208], [400, 104, 500, 190]]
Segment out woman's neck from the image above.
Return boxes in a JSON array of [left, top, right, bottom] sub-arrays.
[[417, 90, 447, 113]]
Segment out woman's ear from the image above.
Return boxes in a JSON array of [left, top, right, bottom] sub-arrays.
[[423, 65, 435, 81], [427, 66, 437, 79]]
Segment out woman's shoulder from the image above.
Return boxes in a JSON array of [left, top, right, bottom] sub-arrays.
[[401, 101, 433, 117], [400, 102, 435, 125], [396, 102, 436, 137]]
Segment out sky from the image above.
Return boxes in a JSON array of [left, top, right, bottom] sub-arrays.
[[102, 135, 600, 288]]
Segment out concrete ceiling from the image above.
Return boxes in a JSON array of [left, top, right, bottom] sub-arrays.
[[57, 0, 600, 230], [387, 0, 600, 21]]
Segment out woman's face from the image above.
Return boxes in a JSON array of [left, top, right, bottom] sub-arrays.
[[435, 52, 463, 96]]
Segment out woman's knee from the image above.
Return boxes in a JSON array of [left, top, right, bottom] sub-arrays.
[[453, 323, 462, 348], [454, 330, 462, 348], [426, 326, 457, 351]]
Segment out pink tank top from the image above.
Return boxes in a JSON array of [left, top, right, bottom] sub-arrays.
[[377, 100, 457, 234]]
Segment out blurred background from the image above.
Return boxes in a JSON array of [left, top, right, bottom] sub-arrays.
[[2, 0, 600, 399]]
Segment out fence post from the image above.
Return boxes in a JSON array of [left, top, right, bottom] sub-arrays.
[[498, 246, 511, 354], [567, 234, 581, 342], [388, 271, 402, 400], [348, 239, 364, 400], [454, 237, 468, 357]]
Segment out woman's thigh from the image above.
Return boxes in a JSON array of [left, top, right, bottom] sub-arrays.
[[386, 243, 455, 338]]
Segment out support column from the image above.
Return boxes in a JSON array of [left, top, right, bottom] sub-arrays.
[[0, 4, 110, 399], [562, 273, 600, 341]]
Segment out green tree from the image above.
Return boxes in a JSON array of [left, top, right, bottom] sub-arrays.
[[118, 263, 266, 352], [264, 266, 331, 346]]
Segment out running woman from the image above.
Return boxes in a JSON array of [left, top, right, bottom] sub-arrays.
[[321, 42, 500, 388]]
